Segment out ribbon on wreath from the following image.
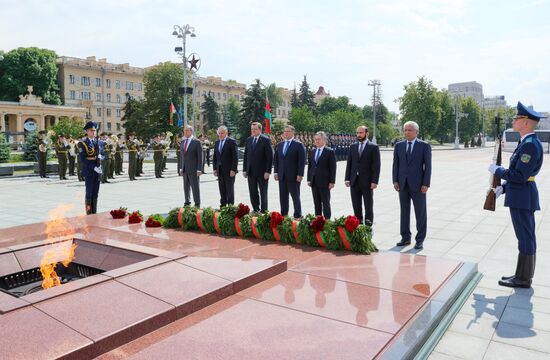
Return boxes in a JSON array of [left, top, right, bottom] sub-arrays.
[[196, 209, 205, 232], [315, 231, 326, 248], [291, 220, 301, 244], [251, 216, 261, 239], [213, 212, 220, 234], [234, 217, 243, 237], [272, 226, 281, 241], [178, 207, 185, 228], [337, 226, 352, 251]]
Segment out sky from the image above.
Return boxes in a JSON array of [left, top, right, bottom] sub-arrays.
[[1, 0, 549, 112]]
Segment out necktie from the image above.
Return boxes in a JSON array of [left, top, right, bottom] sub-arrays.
[[358, 142, 364, 156], [406, 142, 412, 159], [219, 139, 224, 153], [183, 138, 189, 154], [252, 137, 257, 149], [283, 141, 290, 155], [315, 148, 321, 163]]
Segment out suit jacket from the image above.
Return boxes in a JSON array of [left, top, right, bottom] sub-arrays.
[[243, 135, 273, 177], [213, 137, 238, 176], [345, 141, 381, 187], [392, 139, 432, 191], [180, 137, 203, 173], [273, 139, 306, 181], [308, 147, 337, 188]]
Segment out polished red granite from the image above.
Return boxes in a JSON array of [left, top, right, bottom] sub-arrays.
[[0, 212, 463, 359]]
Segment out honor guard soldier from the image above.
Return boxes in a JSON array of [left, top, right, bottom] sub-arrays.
[[76, 134, 85, 181], [137, 137, 145, 176], [99, 133, 111, 183], [37, 130, 49, 178], [489, 102, 545, 288], [152, 134, 164, 178], [127, 132, 139, 181], [79, 122, 104, 214], [55, 134, 69, 180], [115, 134, 124, 175], [107, 133, 115, 180], [68, 136, 77, 176]]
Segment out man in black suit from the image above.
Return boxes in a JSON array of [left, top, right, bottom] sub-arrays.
[[180, 125, 202, 207], [243, 122, 273, 213], [274, 125, 306, 219], [393, 121, 432, 250], [213, 125, 239, 207], [308, 131, 337, 219], [345, 125, 381, 225]]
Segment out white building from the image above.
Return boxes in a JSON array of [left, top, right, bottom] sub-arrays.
[[448, 81, 484, 106], [484, 95, 507, 110]]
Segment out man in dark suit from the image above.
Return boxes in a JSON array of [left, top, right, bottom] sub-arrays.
[[308, 131, 337, 219], [213, 125, 239, 207], [180, 125, 203, 207], [243, 122, 273, 213], [345, 126, 381, 225], [393, 121, 432, 250], [274, 125, 306, 219]]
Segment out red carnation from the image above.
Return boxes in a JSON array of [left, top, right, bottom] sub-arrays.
[[345, 215, 360, 232], [270, 212, 284, 228], [310, 215, 326, 233], [110, 207, 127, 219], [145, 217, 162, 227], [128, 211, 143, 224], [235, 203, 250, 219]]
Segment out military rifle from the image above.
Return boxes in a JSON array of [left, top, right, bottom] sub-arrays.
[[483, 115, 503, 211]]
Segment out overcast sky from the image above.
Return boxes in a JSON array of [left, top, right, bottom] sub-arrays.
[[1, 0, 549, 112]]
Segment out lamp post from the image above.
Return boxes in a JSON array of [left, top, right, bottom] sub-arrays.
[[172, 24, 196, 129], [368, 80, 380, 144]]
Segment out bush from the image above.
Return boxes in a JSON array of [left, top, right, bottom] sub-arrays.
[[0, 132, 10, 163], [23, 131, 39, 161]]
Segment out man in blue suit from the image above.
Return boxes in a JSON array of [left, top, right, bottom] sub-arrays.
[[274, 125, 306, 219], [78, 121, 104, 215], [393, 121, 432, 250], [489, 102, 544, 288]]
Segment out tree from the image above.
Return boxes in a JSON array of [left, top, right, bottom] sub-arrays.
[[221, 97, 240, 135], [201, 92, 220, 131], [0, 132, 10, 163], [290, 86, 300, 109], [51, 117, 85, 140], [238, 79, 265, 144], [317, 96, 350, 116], [121, 94, 147, 135], [298, 75, 316, 111], [23, 131, 39, 161], [435, 90, 455, 143], [458, 97, 482, 143], [398, 76, 440, 139], [265, 83, 283, 117], [0, 47, 61, 104], [290, 107, 316, 132]]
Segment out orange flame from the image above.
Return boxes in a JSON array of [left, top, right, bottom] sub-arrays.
[[40, 204, 78, 289]]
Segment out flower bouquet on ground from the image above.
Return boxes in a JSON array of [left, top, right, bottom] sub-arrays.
[[200, 207, 217, 233], [253, 211, 284, 242], [233, 203, 251, 237], [128, 210, 143, 224], [110, 207, 127, 219], [218, 205, 239, 236], [334, 215, 377, 254], [145, 214, 165, 228]]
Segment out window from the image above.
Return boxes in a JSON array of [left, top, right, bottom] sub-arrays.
[[69, 74, 75, 84], [217, 92, 221, 100], [106, 79, 111, 88], [116, 123, 121, 131], [116, 109, 121, 117], [116, 94, 121, 103], [81, 91, 91, 100], [96, 108, 101, 116], [81, 76, 90, 86], [106, 93, 111, 102], [107, 122, 112, 130], [96, 93, 101, 101], [126, 81, 133, 90], [115, 80, 121, 89], [95, 78, 101, 87], [137, 83, 142, 91], [69, 90, 75, 100], [106, 108, 111, 117]]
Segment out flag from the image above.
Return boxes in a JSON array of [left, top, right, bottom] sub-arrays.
[[169, 102, 176, 126], [177, 105, 183, 127], [265, 97, 272, 134]]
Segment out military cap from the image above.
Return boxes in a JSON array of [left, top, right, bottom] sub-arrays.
[[517, 101, 544, 122], [83, 121, 98, 130]]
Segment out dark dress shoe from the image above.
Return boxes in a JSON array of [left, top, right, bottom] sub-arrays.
[[396, 240, 411, 246], [414, 242, 424, 250]]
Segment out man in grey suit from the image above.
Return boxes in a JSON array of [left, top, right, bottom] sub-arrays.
[[180, 125, 203, 207]]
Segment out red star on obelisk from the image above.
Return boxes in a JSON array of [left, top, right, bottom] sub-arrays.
[[188, 55, 200, 71]]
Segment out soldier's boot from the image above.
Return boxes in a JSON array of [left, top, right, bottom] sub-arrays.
[[499, 253, 534, 288], [91, 198, 98, 214], [501, 255, 522, 281], [85, 199, 93, 215]]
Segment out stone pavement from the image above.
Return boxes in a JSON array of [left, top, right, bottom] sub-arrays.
[[0, 147, 549, 359]]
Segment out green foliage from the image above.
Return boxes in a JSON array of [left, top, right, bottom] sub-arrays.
[[435, 91, 455, 143], [238, 79, 265, 145], [218, 205, 238, 236], [121, 94, 146, 135], [201, 91, 220, 131], [239, 215, 254, 238], [201, 207, 216, 233], [0, 132, 10, 163], [163, 208, 180, 229], [255, 212, 276, 242], [266, 83, 283, 117], [51, 117, 85, 140], [458, 97, 481, 142], [278, 217, 296, 244], [0, 47, 61, 104], [272, 119, 286, 137], [317, 96, 350, 116], [290, 107, 316, 132], [297, 214, 318, 247], [297, 75, 316, 111], [23, 131, 39, 161], [399, 76, 440, 139], [147, 213, 165, 225], [221, 97, 240, 135]]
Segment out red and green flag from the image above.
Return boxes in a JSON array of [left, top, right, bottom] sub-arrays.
[[169, 102, 177, 126], [265, 97, 272, 134]]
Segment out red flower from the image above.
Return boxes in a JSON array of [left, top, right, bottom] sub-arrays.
[[145, 217, 162, 227], [128, 211, 143, 224], [110, 208, 127, 219], [270, 212, 284, 228], [345, 215, 360, 233], [235, 203, 250, 219], [310, 215, 326, 233]]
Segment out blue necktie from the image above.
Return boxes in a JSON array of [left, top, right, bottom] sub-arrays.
[[315, 148, 321, 164], [358, 142, 364, 156], [219, 139, 224, 153], [252, 137, 257, 150], [406, 142, 412, 160], [283, 141, 290, 155]]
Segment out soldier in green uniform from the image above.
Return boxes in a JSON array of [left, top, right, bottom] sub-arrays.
[[100, 132, 111, 183], [160, 132, 168, 172], [137, 137, 145, 177], [127, 132, 138, 181], [37, 130, 49, 178], [55, 134, 69, 180], [152, 134, 164, 178], [76, 133, 85, 181], [115, 133, 123, 175], [107, 133, 115, 180], [68, 136, 77, 176]]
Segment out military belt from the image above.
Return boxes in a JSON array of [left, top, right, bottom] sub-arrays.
[[57, 151, 68, 154], [528, 176, 535, 182], [86, 157, 97, 160]]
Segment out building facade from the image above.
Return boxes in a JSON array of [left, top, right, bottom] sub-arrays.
[[484, 95, 507, 110], [448, 81, 484, 106], [0, 86, 86, 144], [314, 86, 330, 104], [57, 56, 145, 134]]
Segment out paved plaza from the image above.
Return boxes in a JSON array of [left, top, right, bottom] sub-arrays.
[[1, 147, 549, 359]]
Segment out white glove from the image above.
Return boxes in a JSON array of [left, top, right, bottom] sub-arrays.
[[488, 164, 503, 174], [98, 154, 105, 161], [94, 166, 103, 174], [494, 186, 503, 198]]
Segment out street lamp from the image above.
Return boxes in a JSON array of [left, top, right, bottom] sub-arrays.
[[451, 91, 468, 149], [173, 24, 196, 129], [368, 80, 381, 144]]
